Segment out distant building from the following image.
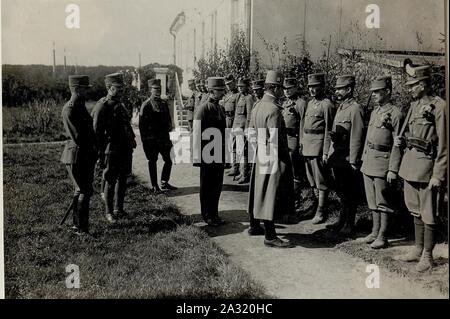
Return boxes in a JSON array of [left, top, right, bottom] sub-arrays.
[[170, 0, 445, 89]]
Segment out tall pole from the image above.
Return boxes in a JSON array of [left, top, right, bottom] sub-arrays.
[[302, 0, 307, 54], [63, 48, 67, 74], [139, 52, 142, 68], [338, 0, 343, 46], [52, 41, 56, 79]]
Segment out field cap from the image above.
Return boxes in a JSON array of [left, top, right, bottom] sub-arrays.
[[265, 70, 283, 86], [335, 75, 355, 89], [105, 73, 124, 87], [405, 65, 431, 86], [308, 73, 325, 86], [69, 75, 91, 87], [370, 76, 392, 91], [207, 77, 226, 90]]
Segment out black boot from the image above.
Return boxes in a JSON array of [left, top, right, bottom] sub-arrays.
[[356, 211, 380, 243], [71, 194, 80, 229], [148, 161, 161, 192], [77, 194, 90, 233], [396, 216, 424, 262], [114, 176, 128, 219], [339, 206, 356, 235], [416, 223, 435, 272], [370, 212, 389, 249]]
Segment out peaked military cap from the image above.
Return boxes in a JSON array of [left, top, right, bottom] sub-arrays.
[[265, 70, 283, 86], [68, 75, 92, 87], [308, 73, 326, 86], [207, 77, 226, 90], [105, 73, 124, 87], [405, 65, 431, 86], [283, 77, 297, 89], [370, 76, 392, 91], [335, 75, 355, 89], [251, 79, 265, 90], [149, 78, 161, 89], [224, 74, 235, 84], [237, 78, 250, 87]]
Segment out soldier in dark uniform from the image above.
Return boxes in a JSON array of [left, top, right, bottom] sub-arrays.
[[247, 70, 294, 248], [232, 78, 255, 184], [185, 79, 197, 132], [326, 75, 365, 235], [223, 74, 241, 176], [61, 75, 97, 235], [92, 73, 137, 223], [394, 66, 447, 272], [139, 79, 177, 194], [357, 76, 404, 249], [251, 79, 265, 102], [281, 77, 307, 212], [193, 77, 227, 226], [301, 73, 335, 223]]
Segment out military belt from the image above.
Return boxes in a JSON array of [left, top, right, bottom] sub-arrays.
[[406, 137, 433, 155], [304, 129, 325, 135], [367, 141, 391, 152]]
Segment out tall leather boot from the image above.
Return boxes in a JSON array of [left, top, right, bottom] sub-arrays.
[[71, 194, 80, 228], [356, 211, 380, 243], [312, 190, 328, 224], [77, 194, 90, 233], [114, 175, 128, 218], [416, 223, 435, 272], [396, 216, 424, 262], [370, 212, 389, 249], [339, 205, 356, 235], [104, 181, 116, 223]]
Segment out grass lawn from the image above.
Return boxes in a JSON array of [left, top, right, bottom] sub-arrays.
[[3, 143, 265, 298]]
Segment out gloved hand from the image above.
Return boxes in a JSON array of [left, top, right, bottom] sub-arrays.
[[428, 177, 441, 190], [394, 136, 405, 147], [387, 171, 397, 184]]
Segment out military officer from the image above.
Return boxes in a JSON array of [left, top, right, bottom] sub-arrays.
[[247, 70, 294, 248], [223, 74, 241, 176], [195, 79, 204, 109], [192, 77, 227, 226], [92, 73, 137, 223], [251, 79, 265, 102], [139, 79, 177, 194], [281, 77, 307, 212], [231, 78, 255, 184], [61, 75, 97, 235], [394, 66, 447, 272], [326, 75, 365, 235], [185, 79, 197, 132], [301, 73, 335, 223], [357, 76, 404, 249]]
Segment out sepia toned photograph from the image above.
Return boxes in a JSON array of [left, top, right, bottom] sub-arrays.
[[0, 0, 448, 305]]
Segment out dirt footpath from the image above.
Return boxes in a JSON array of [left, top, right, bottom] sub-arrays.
[[131, 128, 447, 299]]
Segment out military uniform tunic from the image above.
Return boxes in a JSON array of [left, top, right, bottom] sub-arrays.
[[222, 90, 240, 128], [361, 103, 404, 213], [328, 97, 365, 209], [301, 97, 335, 190], [398, 95, 447, 224]]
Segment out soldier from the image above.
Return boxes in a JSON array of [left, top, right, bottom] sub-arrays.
[[223, 74, 241, 176], [185, 79, 197, 132], [357, 76, 404, 249], [281, 77, 307, 212], [252, 79, 265, 102], [61, 75, 97, 235], [247, 70, 294, 248], [139, 79, 177, 194], [326, 75, 365, 235], [195, 79, 204, 109], [232, 78, 255, 184], [92, 73, 137, 223], [394, 66, 447, 272], [301, 73, 335, 223], [193, 77, 227, 226]]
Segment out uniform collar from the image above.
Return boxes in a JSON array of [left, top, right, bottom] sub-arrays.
[[377, 102, 393, 114], [262, 93, 277, 102], [338, 97, 355, 110]]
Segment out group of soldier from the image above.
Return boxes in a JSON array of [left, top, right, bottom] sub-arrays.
[[61, 62, 446, 274], [186, 65, 446, 273]]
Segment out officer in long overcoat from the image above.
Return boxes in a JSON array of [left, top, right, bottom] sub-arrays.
[[247, 70, 294, 248]]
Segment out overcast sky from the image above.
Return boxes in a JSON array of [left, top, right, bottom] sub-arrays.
[[1, 0, 208, 66]]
